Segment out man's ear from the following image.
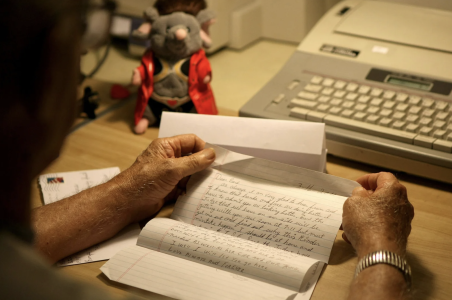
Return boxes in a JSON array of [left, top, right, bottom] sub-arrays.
[[196, 9, 216, 48]]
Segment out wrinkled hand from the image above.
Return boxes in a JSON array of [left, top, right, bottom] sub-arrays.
[[111, 134, 215, 223], [342, 172, 414, 257]]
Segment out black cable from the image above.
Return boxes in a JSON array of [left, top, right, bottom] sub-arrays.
[[85, 38, 112, 78]]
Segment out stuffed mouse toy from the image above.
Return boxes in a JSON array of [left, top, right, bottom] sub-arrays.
[[131, 0, 218, 134]]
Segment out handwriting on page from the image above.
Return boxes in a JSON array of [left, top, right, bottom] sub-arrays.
[[138, 218, 314, 291], [172, 169, 346, 262], [102, 246, 303, 300], [207, 144, 359, 197]]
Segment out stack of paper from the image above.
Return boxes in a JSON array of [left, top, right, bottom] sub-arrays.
[[101, 145, 359, 299]]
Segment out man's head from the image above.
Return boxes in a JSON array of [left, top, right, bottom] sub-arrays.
[[0, 0, 82, 179]]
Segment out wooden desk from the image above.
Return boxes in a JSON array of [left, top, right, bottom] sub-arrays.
[[31, 82, 452, 300]]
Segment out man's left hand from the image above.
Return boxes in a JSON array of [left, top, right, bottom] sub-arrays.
[[111, 134, 215, 223]]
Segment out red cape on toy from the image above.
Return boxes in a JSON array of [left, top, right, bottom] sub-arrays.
[[134, 49, 218, 125]]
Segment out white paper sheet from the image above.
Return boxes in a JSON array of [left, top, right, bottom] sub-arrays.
[[137, 218, 317, 291], [158, 112, 327, 171], [101, 241, 324, 300], [207, 143, 359, 197], [38, 167, 141, 266], [101, 246, 299, 300]]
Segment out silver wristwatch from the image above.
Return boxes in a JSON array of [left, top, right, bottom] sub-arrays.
[[355, 250, 412, 289]]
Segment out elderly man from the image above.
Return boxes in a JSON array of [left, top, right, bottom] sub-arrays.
[[0, 0, 413, 299]]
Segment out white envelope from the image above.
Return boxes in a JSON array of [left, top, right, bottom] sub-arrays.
[[158, 112, 326, 172]]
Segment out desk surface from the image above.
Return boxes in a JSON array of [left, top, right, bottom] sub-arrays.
[[31, 80, 452, 300]]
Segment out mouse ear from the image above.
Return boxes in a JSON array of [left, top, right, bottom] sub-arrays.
[[197, 9, 216, 25], [196, 9, 216, 48], [144, 7, 160, 24], [132, 7, 160, 39]]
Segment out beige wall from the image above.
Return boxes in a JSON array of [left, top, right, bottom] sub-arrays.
[[205, 0, 255, 51], [115, 0, 452, 48], [114, 0, 340, 46], [261, 0, 340, 43], [378, 0, 452, 10], [115, 0, 152, 17], [114, 0, 254, 51]]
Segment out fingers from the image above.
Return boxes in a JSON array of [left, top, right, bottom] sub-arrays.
[[165, 176, 192, 201], [177, 134, 206, 154], [173, 148, 215, 178], [177, 176, 191, 189], [158, 134, 206, 158], [351, 186, 371, 197], [164, 185, 187, 203], [356, 172, 399, 192]]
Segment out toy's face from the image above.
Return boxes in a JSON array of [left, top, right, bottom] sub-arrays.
[[151, 12, 203, 60]]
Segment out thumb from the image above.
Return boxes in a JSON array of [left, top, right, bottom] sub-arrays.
[[174, 148, 215, 178], [352, 186, 372, 197]]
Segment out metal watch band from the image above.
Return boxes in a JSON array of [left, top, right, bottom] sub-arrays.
[[355, 250, 412, 289]]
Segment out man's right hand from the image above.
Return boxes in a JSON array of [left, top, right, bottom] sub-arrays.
[[342, 172, 414, 258]]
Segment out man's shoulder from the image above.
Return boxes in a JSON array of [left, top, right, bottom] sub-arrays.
[[0, 231, 137, 300]]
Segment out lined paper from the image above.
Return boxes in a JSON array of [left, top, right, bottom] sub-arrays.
[[101, 246, 311, 300], [137, 218, 316, 290]]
